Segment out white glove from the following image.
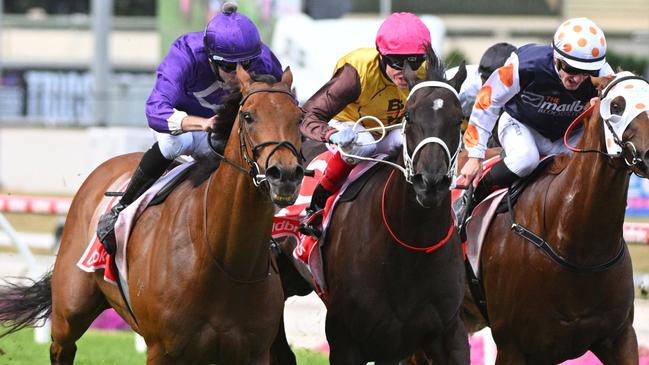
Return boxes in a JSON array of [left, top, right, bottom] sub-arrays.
[[328, 127, 356, 148]]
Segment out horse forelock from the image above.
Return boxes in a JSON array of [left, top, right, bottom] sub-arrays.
[[423, 44, 445, 82]]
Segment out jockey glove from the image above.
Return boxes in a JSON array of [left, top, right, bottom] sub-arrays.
[[328, 127, 356, 148]]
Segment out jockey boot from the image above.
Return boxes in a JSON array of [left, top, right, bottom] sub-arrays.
[[456, 160, 518, 240], [298, 152, 354, 238], [96, 143, 173, 255]]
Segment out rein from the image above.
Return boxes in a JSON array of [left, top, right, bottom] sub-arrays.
[[381, 170, 454, 253], [208, 88, 301, 188]]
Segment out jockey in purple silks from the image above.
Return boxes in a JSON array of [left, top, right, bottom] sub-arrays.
[[96, 2, 283, 253]]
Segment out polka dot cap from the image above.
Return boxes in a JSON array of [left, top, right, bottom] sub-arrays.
[[553, 17, 607, 71]]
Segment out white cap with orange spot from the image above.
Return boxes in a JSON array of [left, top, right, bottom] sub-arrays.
[[553, 17, 607, 71]]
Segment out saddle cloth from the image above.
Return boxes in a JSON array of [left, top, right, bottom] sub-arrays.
[[77, 161, 195, 284], [272, 151, 385, 293]]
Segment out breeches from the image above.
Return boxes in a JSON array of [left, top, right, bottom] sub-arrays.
[[497, 112, 582, 177], [154, 130, 213, 160]]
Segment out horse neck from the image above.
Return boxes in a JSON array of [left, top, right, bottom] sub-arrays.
[[202, 125, 275, 280], [382, 164, 452, 248], [549, 111, 629, 256]]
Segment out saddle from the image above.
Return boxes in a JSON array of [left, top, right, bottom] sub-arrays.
[[493, 156, 555, 214]]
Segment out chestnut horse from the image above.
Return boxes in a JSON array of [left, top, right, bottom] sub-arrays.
[[273, 46, 470, 365], [453, 72, 649, 364], [0, 66, 304, 364]]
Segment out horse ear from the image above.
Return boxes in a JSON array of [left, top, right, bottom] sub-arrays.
[[447, 61, 467, 93], [281, 67, 293, 89], [403, 63, 419, 89], [236, 63, 252, 92]]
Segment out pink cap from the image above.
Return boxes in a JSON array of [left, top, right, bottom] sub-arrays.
[[376, 12, 431, 55]]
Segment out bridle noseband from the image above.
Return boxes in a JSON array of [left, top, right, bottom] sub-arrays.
[[402, 81, 462, 182], [564, 75, 649, 174], [208, 88, 301, 188]]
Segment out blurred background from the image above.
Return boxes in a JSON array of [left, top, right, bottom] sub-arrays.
[[0, 2, 647, 363], [0, 0, 646, 194]]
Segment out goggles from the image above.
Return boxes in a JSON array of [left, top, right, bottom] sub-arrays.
[[382, 54, 425, 71], [209, 56, 254, 74], [557, 59, 598, 77]]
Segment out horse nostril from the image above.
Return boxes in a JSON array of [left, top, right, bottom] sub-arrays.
[[266, 166, 281, 181], [293, 165, 305, 182], [266, 165, 305, 182]]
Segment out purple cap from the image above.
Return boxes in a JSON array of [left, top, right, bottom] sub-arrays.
[[203, 3, 262, 63]]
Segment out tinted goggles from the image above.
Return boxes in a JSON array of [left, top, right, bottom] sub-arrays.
[[211, 58, 254, 73], [382, 54, 425, 71], [557, 60, 598, 77]]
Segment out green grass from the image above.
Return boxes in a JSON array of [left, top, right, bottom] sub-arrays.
[[0, 328, 328, 365]]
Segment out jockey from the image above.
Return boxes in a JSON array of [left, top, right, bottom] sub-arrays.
[[96, 2, 283, 252], [299, 12, 431, 237], [456, 17, 615, 226]]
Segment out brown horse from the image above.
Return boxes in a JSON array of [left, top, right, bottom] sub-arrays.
[[273, 46, 470, 365], [0, 66, 304, 364], [452, 73, 649, 364]]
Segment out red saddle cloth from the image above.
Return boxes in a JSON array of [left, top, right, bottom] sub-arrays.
[[77, 181, 130, 284], [77, 162, 195, 284]]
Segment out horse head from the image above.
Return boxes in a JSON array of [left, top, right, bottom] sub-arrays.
[[234, 65, 304, 207], [598, 71, 649, 177], [402, 45, 467, 208]]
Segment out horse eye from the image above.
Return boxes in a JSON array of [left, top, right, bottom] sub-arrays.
[[240, 111, 254, 123], [610, 100, 626, 116]]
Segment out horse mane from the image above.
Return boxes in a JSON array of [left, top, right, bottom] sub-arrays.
[[189, 74, 279, 186]]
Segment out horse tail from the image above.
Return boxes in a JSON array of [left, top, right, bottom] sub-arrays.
[[0, 270, 52, 338]]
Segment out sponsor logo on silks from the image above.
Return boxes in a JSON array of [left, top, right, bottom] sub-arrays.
[[521, 91, 586, 116], [386, 98, 405, 124], [272, 218, 299, 234]]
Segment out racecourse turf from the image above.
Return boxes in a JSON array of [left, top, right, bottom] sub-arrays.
[[0, 328, 328, 365]]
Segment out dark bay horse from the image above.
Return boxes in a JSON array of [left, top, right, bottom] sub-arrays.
[[457, 73, 649, 364], [0, 66, 304, 364], [274, 47, 470, 364]]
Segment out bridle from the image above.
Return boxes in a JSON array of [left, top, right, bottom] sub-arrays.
[[337, 81, 462, 183], [563, 75, 649, 174], [208, 87, 302, 188]]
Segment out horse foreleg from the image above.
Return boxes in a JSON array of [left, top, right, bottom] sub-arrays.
[[424, 315, 470, 365], [493, 347, 526, 365], [590, 322, 639, 365], [270, 316, 297, 365], [326, 314, 364, 365]]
